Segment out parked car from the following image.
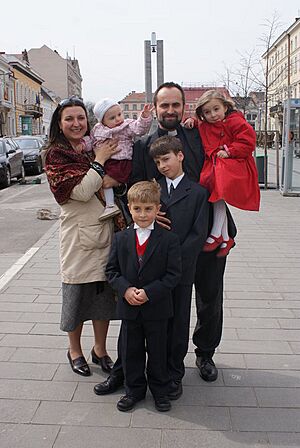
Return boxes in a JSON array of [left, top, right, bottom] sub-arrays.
[[0, 138, 25, 188], [13, 136, 44, 174]]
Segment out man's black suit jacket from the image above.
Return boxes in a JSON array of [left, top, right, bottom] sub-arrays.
[[158, 175, 209, 285], [105, 224, 182, 321]]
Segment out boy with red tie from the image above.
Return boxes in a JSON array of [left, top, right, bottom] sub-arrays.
[[105, 181, 181, 412]]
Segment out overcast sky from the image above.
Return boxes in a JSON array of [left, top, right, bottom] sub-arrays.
[[2, 0, 300, 102]]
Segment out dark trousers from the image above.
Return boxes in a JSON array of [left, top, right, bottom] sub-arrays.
[[193, 251, 226, 358], [167, 284, 193, 382], [121, 316, 170, 399]]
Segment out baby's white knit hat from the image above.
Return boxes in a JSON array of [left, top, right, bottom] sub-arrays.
[[93, 98, 119, 122]]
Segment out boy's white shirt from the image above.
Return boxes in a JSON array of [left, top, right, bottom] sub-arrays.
[[134, 222, 155, 245], [165, 173, 185, 194]]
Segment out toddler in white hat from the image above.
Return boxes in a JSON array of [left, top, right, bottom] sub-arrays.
[[89, 98, 153, 220]]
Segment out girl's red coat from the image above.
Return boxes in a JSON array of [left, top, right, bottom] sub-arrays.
[[197, 111, 260, 211]]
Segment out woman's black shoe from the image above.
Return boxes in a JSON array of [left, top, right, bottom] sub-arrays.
[[67, 351, 91, 376], [91, 348, 114, 373]]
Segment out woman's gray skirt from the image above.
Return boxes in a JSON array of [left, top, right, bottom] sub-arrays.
[[60, 281, 117, 332]]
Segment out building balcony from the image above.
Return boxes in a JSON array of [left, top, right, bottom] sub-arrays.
[[24, 104, 43, 118], [270, 103, 283, 117], [0, 98, 12, 110]]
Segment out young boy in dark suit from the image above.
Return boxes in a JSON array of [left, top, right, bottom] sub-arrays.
[[149, 135, 209, 400], [105, 181, 182, 412]]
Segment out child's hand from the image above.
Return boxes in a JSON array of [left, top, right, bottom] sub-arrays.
[[216, 147, 229, 158], [124, 287, 146, 306], [141, 104, 154, 118], [183, 118, 195, 129]]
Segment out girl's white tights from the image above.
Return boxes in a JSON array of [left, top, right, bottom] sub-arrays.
[[206, 200, 229, 246], [103, 187, 115, 207]]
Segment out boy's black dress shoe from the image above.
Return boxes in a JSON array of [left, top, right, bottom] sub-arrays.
[[117, 395, 144, 412], [168, 380, 183, 400], [93, 376, 123, 395], [196, 357, 218, 382], [67, 351, 91, 377], [154, 396, 171, 412], [91, 348, 114, 373]]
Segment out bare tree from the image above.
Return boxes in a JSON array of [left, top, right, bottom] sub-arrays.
[[85, 101, 97, 129]]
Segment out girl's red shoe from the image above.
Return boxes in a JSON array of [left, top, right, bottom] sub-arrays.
[[202, 235, 223, 252], [216, 238, 235, 258]]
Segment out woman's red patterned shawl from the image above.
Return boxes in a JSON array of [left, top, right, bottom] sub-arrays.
[[44, 142, 93, 205]]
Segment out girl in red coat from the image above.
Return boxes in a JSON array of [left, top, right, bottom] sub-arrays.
[[185, 90, 260, 257]]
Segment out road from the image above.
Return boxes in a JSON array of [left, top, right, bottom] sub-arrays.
[[0, 174, 59, 276]]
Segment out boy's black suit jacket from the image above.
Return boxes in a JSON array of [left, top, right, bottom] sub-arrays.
[[105, 224, 182, 320], [158, 175, 209, 285]]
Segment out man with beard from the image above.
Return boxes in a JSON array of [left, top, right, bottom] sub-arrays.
[[94, 82, 236, 399]]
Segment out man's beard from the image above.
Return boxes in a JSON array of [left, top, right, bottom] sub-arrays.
[[158, 114, 182, 130]]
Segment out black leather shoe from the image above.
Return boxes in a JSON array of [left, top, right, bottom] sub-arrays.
[[154, 396, 171, 412], [67, 351, 91, 377], [93, 376, 123, 395], [91, 348, 114, 373], [196, 357, 218, 382], [117, 395, 144, 412], [168, 380, 183, 400]]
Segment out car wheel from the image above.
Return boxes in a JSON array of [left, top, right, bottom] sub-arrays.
[[35, 158, 43, 175], [2, 167, 11, 188], [17, 163, 26, 180]]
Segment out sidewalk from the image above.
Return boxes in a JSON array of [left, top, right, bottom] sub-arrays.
[[0, 189, 300, 448]]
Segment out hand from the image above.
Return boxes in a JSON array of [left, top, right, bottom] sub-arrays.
[[102, 174, 120, 189], [183, 118, 195, 129], [216, 149, 229, 158], [94, 139, 119, 165], [141, 103, 154, 118], [124, 287, 145, 306], [134, 289, 148, 304], [155, 210, 171, 230]]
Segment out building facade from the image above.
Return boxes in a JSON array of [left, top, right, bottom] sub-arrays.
[[3, 53, 43, 136], [28, 45, 82, 100], [41, 86, 58, 136], [262, 17, 300, 131], [0, 54, 16, 136]]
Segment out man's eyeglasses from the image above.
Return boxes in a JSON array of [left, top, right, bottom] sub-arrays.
[[59, 96, 84, 107]]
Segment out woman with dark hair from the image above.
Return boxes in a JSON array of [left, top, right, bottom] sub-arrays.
[[43, 97, 119, 376]]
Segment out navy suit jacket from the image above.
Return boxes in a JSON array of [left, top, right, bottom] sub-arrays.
[[105, 224, 182, 320], [159, 175, 209, 285]]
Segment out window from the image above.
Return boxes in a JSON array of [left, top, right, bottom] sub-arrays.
[[140, 103, 145, 110], [246, 114, 251, 121], [133, 114, 137, 119], [124, 104, 129, 111], [124, 114, 129, 119], [132, 104, 137, 111]]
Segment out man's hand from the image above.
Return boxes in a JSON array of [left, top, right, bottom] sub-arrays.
[[124, 287, 147, 306], [155, 210, 171, 230], [141, 104, 154, 119]]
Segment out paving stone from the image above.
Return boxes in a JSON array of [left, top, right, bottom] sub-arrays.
[[182, 367, 225, 387], [0, 334, 68, 348], [290, 342, 300, 354], [255, 387, 300, 408], [245, 354, 300, 370], [224, 317, 280, 329], [0, 399, 40, 423], [0, 347, 15, 361], [32, 401, 130, 426], [10, 347, 67, 363], [161, 430, 270, 447], [178, 385, 256, 407], [72, 380, 125, 403], [0, 294, 38, 303], [0, 302, 49, 312], [0, 311, 22, 321], [0, 322, 34, 334], [226, 300, 300, 309], [18, 312, 60, 323], [230, 407, 300, 432], [7, 279, 53, 287], [0, 379, 76, 400], [34, 294, 62, 303], [0, 361, 57, 380], [279, 319, 300, 329], [131, 404, 230, 430], [230, 308, 294, 318], [267, 432, 300, 447], [223, 369, 300, 388], [53, 426, 161, 448], [219, 340, 291, 354], [237, 328, 300, 341], [19, 273, 60, 280], [0, 423, 60, 448], [2, 286, 61, 295]]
